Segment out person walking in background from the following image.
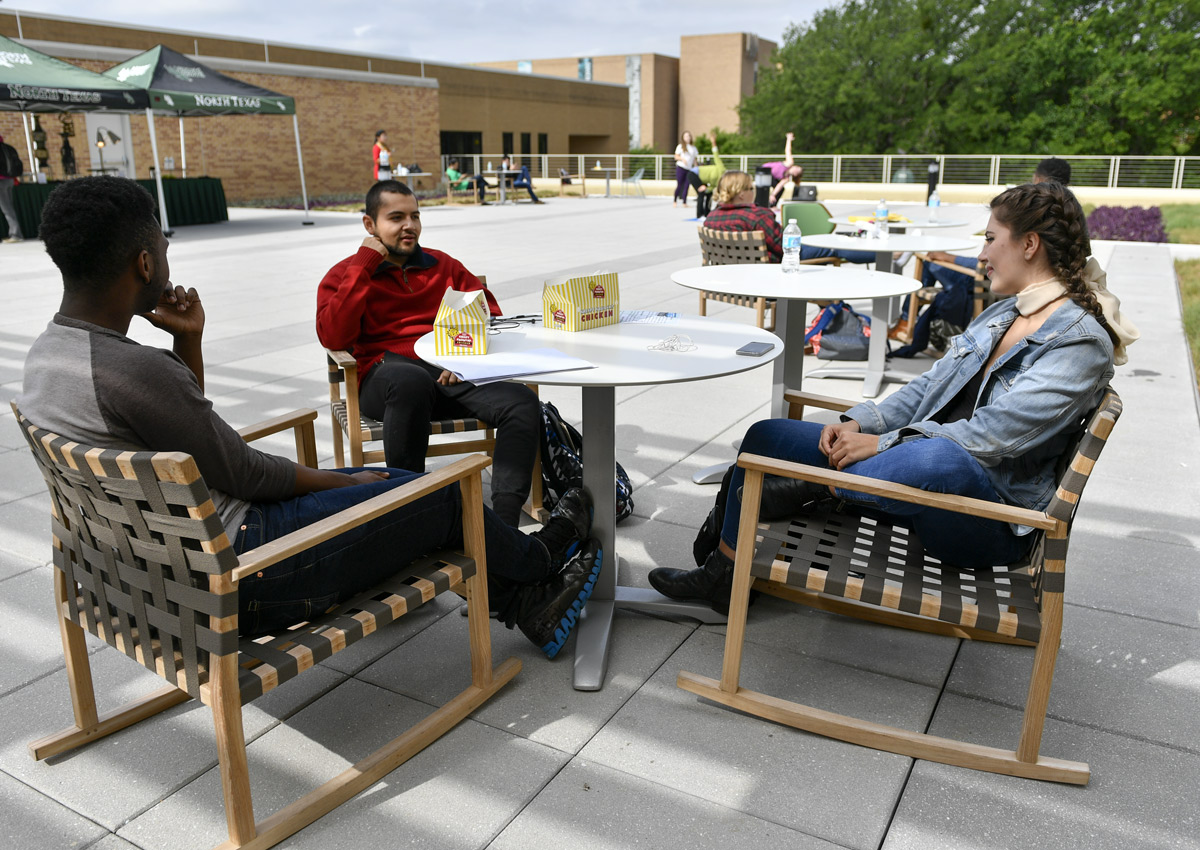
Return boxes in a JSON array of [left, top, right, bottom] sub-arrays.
[[673, 130, 699, 208], [0, 133, 24, 243], [372, 130, 391, 181]]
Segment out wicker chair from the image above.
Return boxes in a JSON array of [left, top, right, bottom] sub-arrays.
[[14, 401, 519, 850], [696, 226, 841, 331], [678, 387, 1122, 785]]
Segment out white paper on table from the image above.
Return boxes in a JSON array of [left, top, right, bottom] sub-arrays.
[[620, 310, 680, 324], [438, 347, 597, 385]]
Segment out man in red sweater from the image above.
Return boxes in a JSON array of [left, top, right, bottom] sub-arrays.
[[317, 180, 540, 526]]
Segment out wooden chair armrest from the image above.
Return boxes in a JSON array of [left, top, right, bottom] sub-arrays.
[[783, 389, 855, 416], [736, 451, 1057, 531], [237, 409, 319, 467], [326, 348, 357, 369], [915, 252, 984, 279], [232, 453, 493, 581], [799, 257, 840, 266]]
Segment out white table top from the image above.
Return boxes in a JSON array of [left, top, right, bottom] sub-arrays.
[[415, 314, 781, 388], [802, 233, 979, 255], [828, 215, 969, 230], [671, 264, 921, 301]]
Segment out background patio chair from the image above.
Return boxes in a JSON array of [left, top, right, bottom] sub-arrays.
[[558, 166, 587, 197], [779, 200, 837, 237], [891, 253, 993, 346], [678, 386, 1122, 785], [13, 401, 519, 850], [621, 167, 645, 197]]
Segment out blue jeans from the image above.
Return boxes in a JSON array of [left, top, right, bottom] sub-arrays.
[[235, 468, 551, 634], [721, 420, 1027, 568], [801, 245, 875, 265]]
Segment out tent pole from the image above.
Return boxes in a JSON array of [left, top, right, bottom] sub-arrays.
[[293, 113, 313, 225], [179, 114, 187, 178], [22, 113, 36, 179], [145, 108, 172, 235]]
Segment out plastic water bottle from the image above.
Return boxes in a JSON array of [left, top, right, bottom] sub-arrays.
[[873, 198, 888, 239], [782, 219, 802, 273], [928, 189, 940, 223]]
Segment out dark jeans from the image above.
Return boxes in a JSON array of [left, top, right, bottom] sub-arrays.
[[235, 467, 551, 635], [512, 176, 539, 203], [720, 419, 1027, 568], [801, 245, 875, 265], [674, 164, 692, 203], [894, 257, 976, 357], [0, 178, 20, 239], [360, 354, 540, 525], [686, 171, 713, 217]]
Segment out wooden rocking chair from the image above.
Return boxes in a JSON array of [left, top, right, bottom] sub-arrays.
[[678, 387, 1122, 785]]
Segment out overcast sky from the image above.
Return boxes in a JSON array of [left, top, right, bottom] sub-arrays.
[[6, 1, 833, 64]]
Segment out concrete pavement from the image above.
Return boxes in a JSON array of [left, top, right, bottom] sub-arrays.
[[0, 195, 1197, 850]]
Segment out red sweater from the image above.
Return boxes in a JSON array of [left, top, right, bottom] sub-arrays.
[[316, 245, 502, 380]]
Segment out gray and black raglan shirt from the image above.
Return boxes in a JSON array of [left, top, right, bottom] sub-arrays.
[[20, 315, 295, 539]]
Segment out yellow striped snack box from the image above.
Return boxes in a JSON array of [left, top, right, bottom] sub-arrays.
[[433, 288, 490, 356], [542, 272, 620, 332]]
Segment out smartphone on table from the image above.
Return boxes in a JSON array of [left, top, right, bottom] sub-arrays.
[[736, 342, 775, 357]]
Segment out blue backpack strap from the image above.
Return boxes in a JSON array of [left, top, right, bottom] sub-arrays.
[[805, 301, 843, 342]]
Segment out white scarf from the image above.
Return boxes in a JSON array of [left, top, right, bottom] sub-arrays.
[[1014, 257, 1139, 366]]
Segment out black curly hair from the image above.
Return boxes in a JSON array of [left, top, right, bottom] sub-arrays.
[[989, 182, 1118, 347], [39, 176, 161, 293]]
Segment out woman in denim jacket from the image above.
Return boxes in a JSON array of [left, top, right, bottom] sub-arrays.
[[652, 181, 1139, 613]]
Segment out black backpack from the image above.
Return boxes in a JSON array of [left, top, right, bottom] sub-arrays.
[[539, 401, 633, 523], [0, 143, 23, 179]]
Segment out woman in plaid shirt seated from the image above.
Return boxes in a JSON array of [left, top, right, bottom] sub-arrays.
[[702, 171, 874, 265]]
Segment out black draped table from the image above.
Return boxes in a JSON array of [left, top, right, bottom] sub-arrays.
[[2, 177, 228, 239]]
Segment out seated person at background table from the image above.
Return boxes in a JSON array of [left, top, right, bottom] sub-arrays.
[[317, 180, 541, 528], [650, 181, 1137, 613], [445, 157, 492, 203], [512, 164, 543, 204], [703, 171, 876, 265], [685, 132, 728, 218], [21, 175, 601, 658], [905, 157, 1076, 341]]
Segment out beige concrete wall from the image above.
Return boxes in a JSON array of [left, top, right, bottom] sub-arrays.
[[679, 32, 775, 136]]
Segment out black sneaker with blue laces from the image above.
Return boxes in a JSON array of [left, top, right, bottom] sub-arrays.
[[512, 538, 603, 659], [528, 487, 592, 569]]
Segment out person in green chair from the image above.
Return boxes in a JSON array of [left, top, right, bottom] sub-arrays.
[[445, 157, 492, 203]]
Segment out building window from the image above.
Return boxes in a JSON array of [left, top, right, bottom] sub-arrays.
[[520, 132, 531, 167], [502, 132, 513, 157], [578, 58, 592, 81], [538, 133, 548, 155]]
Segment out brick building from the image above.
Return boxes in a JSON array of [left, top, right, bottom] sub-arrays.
[[478, 32, 777, 152], [0, 9, 628, 202]]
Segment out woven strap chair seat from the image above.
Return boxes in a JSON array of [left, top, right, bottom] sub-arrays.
[[750, 511, 1043, 643], [331, 399, 491, 444]]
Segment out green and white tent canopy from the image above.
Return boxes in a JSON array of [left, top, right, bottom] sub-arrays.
[[0, 34, 148, 112], [103, 46, 295, 115]]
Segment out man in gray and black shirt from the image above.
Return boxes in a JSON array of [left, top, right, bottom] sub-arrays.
[[19, 176, 601, 659]]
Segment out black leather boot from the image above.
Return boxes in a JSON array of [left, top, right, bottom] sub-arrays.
[[749, 475, 838, 521], [649, 548, 737, 615], [692, 464, 735, 567]]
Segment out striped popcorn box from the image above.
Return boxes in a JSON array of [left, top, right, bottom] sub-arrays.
[[542, 272, 620, 332], [433, 288, 490, 355]]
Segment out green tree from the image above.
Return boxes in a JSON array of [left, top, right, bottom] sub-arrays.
[[741, 0, 1200, 155]]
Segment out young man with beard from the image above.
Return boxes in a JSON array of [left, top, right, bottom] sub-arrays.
[[317, 180, 541, 528]]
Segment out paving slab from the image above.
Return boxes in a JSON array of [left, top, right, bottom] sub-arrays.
[[0, 645, 344, 832], [0, 548, 43, 583], [947, 603, 1200, 752], [0, 444, 44, 507], [0, 565, 98, 698], [0, 768, 107, 850], [580, 628, 934, 850], [490, 757, 842, 850], [120, 677, 568, 850], [0, 493, 54, 564], [358, 608, 692, 755], [884, 693, 1200, 850]]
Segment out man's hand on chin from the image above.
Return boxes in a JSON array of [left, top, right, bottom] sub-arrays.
[[362, 235, 388, 257]]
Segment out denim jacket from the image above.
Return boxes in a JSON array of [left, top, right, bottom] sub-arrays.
[[844, 297, 1114, 515]]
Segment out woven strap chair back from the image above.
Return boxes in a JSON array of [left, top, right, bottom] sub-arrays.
[[13, 405, 239, 699], [698, 226, 769, 265]]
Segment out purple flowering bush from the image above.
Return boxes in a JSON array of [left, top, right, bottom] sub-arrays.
[[1086, 206, 1168, 242]]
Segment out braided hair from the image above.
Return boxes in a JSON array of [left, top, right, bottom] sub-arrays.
[[989, 182, 1119, 347]]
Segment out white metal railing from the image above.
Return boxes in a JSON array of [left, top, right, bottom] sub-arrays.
[[439, 153, 1200, 189]]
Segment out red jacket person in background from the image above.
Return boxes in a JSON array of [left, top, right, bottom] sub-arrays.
[[317, 180, 540, 526]]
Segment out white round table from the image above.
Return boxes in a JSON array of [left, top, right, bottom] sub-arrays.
[[417, 315, 780, 691], [828, 215, 970, 230], [802, 233, 979, 273], [671, 264, 919, 402]]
